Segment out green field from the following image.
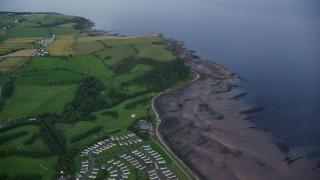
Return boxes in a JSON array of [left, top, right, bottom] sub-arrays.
[[0, 12, 195, 180], [95, 93, 155, 130], [0, 85, 77, 121], [68, 55, 114, 77], [75, 40, 105, 55], [16, 70, 86, 86], [77, 34, 176, 62], [51, 27, 79, 36], [135, 44, 176, 61], [24, 56, 85, 73], [7, 27, 50, 39], [94, 45, 137, 67], [22, 13, 76, 27], [130, 64, 153, 73], [0, 125, 47, 151], [0, 156, 57, 179]]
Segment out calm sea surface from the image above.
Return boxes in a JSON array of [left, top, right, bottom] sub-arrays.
[[1, 0, 320, 153]]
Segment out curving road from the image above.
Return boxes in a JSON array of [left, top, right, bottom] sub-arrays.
[[151, 69, 200, 180]]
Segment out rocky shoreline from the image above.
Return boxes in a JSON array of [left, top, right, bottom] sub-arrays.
[[154, 39, 320, 180]]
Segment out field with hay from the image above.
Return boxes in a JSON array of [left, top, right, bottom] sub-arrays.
[[0, 57, 27, 73], [46, 35, 76, 56]]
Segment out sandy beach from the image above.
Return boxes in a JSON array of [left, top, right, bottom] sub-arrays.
[[154, 40, 320, 180]]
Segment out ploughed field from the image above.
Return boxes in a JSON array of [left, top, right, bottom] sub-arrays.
[[0, 12, 194, 179]]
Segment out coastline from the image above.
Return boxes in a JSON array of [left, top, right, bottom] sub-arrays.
[[153, 39, 320, 179]]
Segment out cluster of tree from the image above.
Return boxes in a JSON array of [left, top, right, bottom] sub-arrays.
[[124, 97, 150, 110], [54, 152, 77, 176], [113, 57, 136, 74], [0, 131, 27, 145], [0, 174, 7, 179], [133, 59, 192, 92], [37, 115, 78, 176], [101, 110, 118, 118], [0, 150, 54, 158], [62, 77, 107, 122], [73, 17, 95, 30], [23, 133, 39, 145], [39, 120, 66, 155], [0, 99, 5, 111], [2, 76, 16, 98], [70, 125, 102, 143]]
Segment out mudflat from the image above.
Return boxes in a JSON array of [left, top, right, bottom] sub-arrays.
[[155, 40, 320, 180]]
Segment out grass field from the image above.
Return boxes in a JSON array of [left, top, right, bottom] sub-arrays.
[[75, 40, 105, 55], [58, 23, 76, 28], [94, 45, 137, 67], [24, 56, 85, 73], [16, 21, 41, 28], [23, 13, 75, 27], [78, 34, 163, 45], [16, 70, 86, 86], [135, 44, 176, 61], [0, 38, 39, 55], [130, 64, 153, 73], [102, 71, 145, 87], [69, 55, 114, 77], [0, 125, 48, 151], [46, 35, 76, 56], [0, 85, 78, 121], [95, 93, 155, 130], [7, 27, 50, 39], [51, 27, 79, 36], [0, 57, 26, 73], [63, 92, 154, 149], [56, 121, 96, 145], [78, 34, 176, 62], [0, 156, 57, 179], [0, 30, 6, 35], [0, 73, 11, 86]]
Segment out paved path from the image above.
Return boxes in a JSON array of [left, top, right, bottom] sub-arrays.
[[151, 69, 200, 180]]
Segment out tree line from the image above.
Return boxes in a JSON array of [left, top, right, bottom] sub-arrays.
[[1, 76, 16, 98]]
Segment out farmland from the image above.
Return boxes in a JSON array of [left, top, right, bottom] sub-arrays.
[[0, 12, 195, 180], [0, 85, 78, 121], [46, 35, 76, 56], [0, 57, 27, 73]]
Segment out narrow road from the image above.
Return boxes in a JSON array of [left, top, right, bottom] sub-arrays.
[[151, 69, 200, 180]]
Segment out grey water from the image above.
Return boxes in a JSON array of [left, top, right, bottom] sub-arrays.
[[1, 0, 320, 155]]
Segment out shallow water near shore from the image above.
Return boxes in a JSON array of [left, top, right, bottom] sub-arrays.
[[1, 0, 320, 159]]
